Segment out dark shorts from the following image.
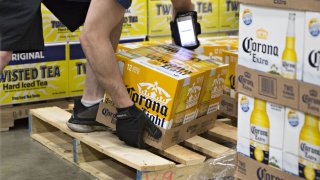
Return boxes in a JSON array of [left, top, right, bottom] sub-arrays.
[[0, 0, 132, 52]]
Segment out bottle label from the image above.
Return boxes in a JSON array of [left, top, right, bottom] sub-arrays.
[[250, 140, 269, 165], [299, 158, 320, 180], [281, 60, 296, 79], [299, 141, 320, 164], [250, 125, 269, 145]]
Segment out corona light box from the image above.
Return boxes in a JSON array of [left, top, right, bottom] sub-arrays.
[[238, 4, 305, 80], [123, 56, 206, 129], [0, 43, 68, 105]]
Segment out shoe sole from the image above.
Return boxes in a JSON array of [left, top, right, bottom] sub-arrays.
[[66, 122, 109, 133]]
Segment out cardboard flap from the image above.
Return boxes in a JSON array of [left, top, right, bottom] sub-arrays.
[[239, 0, 320, 12], [236, 65, 299, 109]]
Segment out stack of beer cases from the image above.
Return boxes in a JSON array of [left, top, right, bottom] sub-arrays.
[[147, 0, 239, 40], [112, 44, 229, 129], [236, 1, 320, 179]]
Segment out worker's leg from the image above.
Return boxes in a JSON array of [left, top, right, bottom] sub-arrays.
[[80, 19, 124, 104], [79, 0, 132, 108], [0, 51, 12, 72]]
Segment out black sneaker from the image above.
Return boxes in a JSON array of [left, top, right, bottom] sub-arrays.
[[116, 105, 162, 149], [67, 98, 108, 133]]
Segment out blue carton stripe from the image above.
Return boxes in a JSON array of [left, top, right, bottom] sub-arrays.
[[9, 45, 66, 65], [70, 44, 86, 60]]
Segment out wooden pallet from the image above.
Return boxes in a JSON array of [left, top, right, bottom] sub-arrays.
[[29, 107, 238, 180], [0, 98, 73, 132]]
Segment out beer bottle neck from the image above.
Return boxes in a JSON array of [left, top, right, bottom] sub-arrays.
[[254, 99, 267, 110], [304, 114, 319, 128]]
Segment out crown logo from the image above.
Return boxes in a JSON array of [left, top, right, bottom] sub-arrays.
[[309, 89, 318, 97], [256, 29, 268, 40], [138, 82, 171, 104]]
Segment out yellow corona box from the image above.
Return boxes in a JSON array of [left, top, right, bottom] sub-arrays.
[[222, 50, 238, 96], [192, 0, 220, 33], [121, 55, 207, 129], [219, 0, 239, 31], [196, 36, 238, 61], [68, 42, 87, 97], [41, 4, 82, 43], [122, 0, 147, 38], [0, 43, 68, 105], [148, 0, 172, 36]]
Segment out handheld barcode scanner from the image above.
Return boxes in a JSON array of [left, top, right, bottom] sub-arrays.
[[170, 11, 201, 50]]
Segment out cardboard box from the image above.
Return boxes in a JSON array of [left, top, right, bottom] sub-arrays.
[[237, 93, 285, 168], [238, 4, 305, 81], [236, 64, 300, 110], [192, 0, 220, 33], [238, 0, 320, 12], [219, 0, 240, 31], [96, 101, 217, 150], [122, 0, 148, 38], [41, 4, 82, 43], [68, 42, 87, 97], [123, 56, 206, 129], [237, 64, 320, 117], [222, 50, 238, 95], [0, 43, 68, 105], [283, 108, 320, 178], [219, 94, 238, 118], [148, 0, 172, 36], [236, 153, 302, 180], [303, 12, 320, 87]]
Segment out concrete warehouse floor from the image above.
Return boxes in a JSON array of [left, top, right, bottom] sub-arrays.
[[0, 119, 95, 180]]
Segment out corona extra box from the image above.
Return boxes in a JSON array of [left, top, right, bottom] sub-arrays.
[[41, 4, 82, 43], [237, 93, 285, 169], [148, 0, 172, 36], [68, 42, 87, 97], [0, 43, 68, 105], [238, 0, 320, 12], [219, 0, 239, 31], [122, 0, 147, 38], [303, 12, 320, 87], [192, 0, 219, 33], [238, 4, 305, 80], [283, 108, 320, 179]]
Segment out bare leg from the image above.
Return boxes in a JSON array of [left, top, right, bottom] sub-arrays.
[[81, 18, 124, 102], [80, 0, 132, 108], [0, 51, 12, 72]]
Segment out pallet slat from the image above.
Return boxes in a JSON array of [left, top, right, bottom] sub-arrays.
[[30, 107, 175, 172], [184, 136, 230, 158], [208, 121, 237, 144], [159, 145, 206, 165], [31, 131, 73, 162]]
